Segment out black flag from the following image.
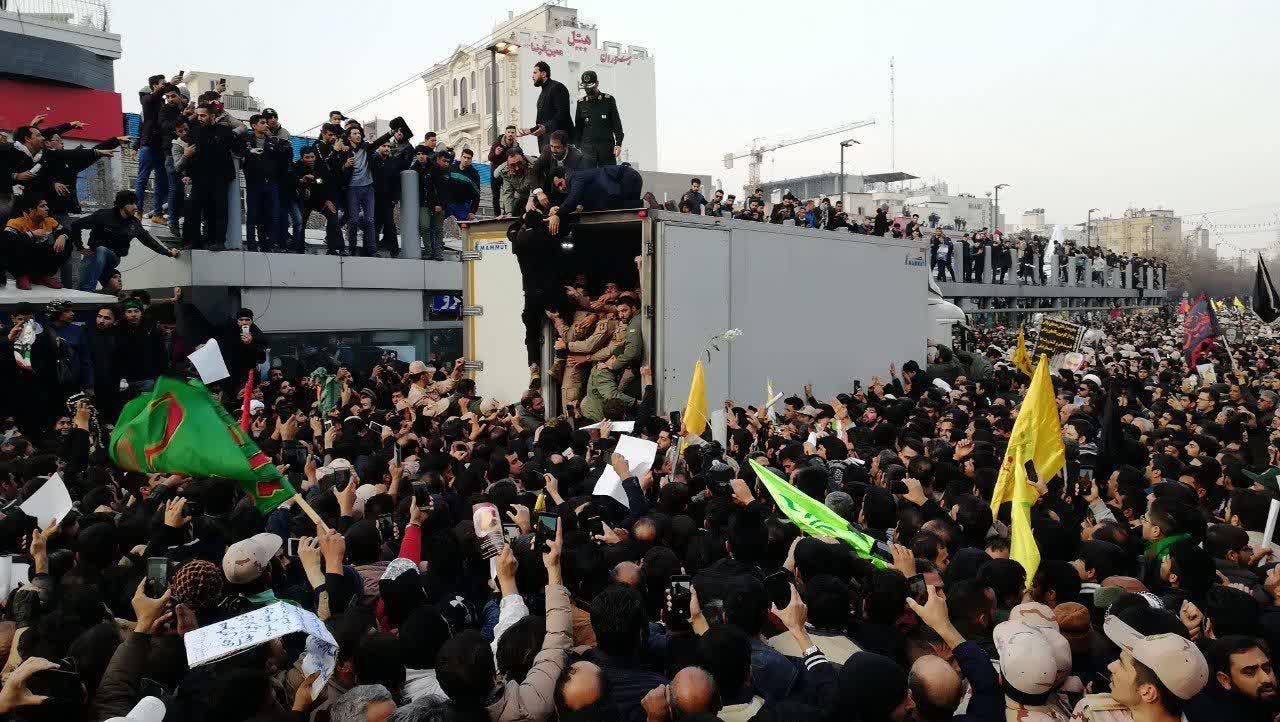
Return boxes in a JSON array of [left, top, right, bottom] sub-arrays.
[[1094, 380, 1126, 483], [1254, 253, 1280, 323]]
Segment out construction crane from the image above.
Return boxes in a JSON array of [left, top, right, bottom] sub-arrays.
[[723, 118, 877, 193]]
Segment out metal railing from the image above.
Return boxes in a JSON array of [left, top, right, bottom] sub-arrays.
[[220, 94, 261, 113], [1, 0, 109, 31]]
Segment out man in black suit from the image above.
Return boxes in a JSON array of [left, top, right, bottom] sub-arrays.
[[522, 61, 573, 154]]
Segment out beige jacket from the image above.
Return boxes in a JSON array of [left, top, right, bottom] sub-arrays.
[[485, 583, 572, 722]]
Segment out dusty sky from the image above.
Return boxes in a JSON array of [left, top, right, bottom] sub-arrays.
[[111, 0, 1280, 254]]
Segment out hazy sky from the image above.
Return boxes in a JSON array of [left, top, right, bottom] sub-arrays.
[[112, 0, 1280, 252]]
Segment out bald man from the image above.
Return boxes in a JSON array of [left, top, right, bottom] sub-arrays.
[[641, 667, 721, 721], [556, 659, 607, 714], [908, 655, 962, 722], [612, 561, 641, 587]]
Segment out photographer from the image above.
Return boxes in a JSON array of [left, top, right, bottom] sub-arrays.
[[241, 113, 291, 252], [221, 307, 269, 389], [291, 146, 340, 255]]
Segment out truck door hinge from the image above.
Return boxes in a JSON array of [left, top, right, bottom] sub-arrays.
[[462, 360, 484, 372], [461, 250, 482, 261], [461, 305, 484, 317]]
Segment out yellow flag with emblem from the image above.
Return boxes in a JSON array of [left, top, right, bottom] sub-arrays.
[[989, 354, 1065, 585], [1011, 327, 1033, 377], [1234, 296, 1246, 310]]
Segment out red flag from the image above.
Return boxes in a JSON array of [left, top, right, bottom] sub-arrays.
[[1178, 299, 1190, 314], [240, 369, 255, 432]]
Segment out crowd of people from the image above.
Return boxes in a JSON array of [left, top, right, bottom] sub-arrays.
[[2, 278, 1280, 722]]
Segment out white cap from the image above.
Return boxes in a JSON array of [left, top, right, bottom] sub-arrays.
[[105, 696, 166, 722], [249, 399, 265, 414], [993, 621, 1060, 695], [1103, 614, 1208, 700], [222, 533, 283, 585]]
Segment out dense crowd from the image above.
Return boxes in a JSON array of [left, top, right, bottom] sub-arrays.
[[2, 285, 1280, 722]]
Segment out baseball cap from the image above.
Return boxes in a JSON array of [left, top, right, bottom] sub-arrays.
[[105, 696, 167, 722], [1103, 614, 1208, 700], [1093, 576, 1148, 609], [1005, 602, 1072, 685], [408, 360, 428, 376], [993, 621, 1060, 695], [222, 532, 283, 584]]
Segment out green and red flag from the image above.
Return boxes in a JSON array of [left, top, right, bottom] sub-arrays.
[[109, 376, 296, 513]]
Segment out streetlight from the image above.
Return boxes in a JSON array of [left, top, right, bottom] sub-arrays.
[[993, 183, 1009, 231], [838, 138, 860, 200], [485, 40, 520, 145], [1086, 208, 1099, 247]]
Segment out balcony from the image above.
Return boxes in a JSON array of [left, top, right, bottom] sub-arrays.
[[221, 93, 261, 113]]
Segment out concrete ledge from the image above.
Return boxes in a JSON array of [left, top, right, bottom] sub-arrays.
[[938, 281, 1167, 299]]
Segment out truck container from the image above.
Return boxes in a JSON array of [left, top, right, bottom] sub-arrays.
[[461, 210, 931, 416]]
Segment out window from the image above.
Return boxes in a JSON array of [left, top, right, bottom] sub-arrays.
[[470, 71, 477, 114], [460, 76, 468, 116], [429, 87, 437, 129]]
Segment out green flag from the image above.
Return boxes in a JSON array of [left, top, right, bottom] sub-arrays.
[[749, 460, 886, 568], [110, 376, 296, 513]]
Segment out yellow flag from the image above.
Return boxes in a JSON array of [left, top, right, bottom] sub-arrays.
[[989, 354, 1065, 585], [1214, 299, 1226, 311], [1234, 296, 1245, 310], [1011, 328, 1033, 377], [683, 360, 708, 437]]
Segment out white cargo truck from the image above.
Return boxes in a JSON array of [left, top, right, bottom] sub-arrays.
[[460, 210, 931, 414]]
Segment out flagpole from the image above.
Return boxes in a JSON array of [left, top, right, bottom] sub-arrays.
[[291, 494, 330, 533]]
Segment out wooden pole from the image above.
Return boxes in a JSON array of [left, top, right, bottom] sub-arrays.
[[291, 494, 329, 533]]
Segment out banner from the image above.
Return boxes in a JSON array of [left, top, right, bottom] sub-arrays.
[[1031, 317, 1084, 359], [750, 460, 886, 568], [989, 355, 1065, 584], [1254, 254, 1280, 323], [1183, 293, 1221, 369], [111, 376, 297, 513]]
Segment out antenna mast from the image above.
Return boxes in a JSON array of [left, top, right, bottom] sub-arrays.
[[889, 57, 895, 172]]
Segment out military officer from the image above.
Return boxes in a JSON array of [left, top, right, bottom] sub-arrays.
[[573, 70, 624, 169]]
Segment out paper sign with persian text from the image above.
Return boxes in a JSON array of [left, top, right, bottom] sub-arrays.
[[1031, 318, 1085, 359], [184, 602, 336, 697]]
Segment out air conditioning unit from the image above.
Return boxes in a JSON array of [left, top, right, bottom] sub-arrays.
[[627, 45, 650, 58]]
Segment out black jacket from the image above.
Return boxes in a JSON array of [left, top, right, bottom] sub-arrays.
[[187, 122, 241, 182], [70, 208, 172, 258], [533, 146, 585, 189], [114, 322, 168, 382], [291, 159, 334, 208], [559, 165, 643, 213], [240, 132, 291, 184], [137, 86, 168, 149], [534, 79, 573, 138], [39, 141, 115, 215]]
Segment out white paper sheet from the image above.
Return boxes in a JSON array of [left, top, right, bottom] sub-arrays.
[[189, 339, 231, 384], [19, 473, 73, 526], [184, 602, 336, 697], [580, 421, 635, 433], [711, 409, 727, 445], [592, 434, 659, 508], [1262, 499, 1280, 564]]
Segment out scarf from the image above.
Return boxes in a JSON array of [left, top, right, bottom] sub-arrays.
[[1144, 532, 1190, 561]]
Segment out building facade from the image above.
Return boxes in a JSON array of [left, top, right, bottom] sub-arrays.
[[1096, 208, 1182, 255], [421, 3, 657, 169]]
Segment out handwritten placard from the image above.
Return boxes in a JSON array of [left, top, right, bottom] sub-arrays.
[[1032, 318, 1084, 358], [184, 602, 336, 697]]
